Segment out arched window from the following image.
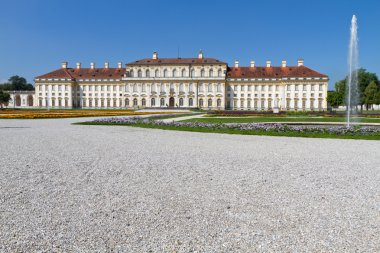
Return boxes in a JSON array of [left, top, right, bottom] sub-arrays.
[[217, 83, 222, 92], [191, 69, 195, 77], [208, 99, 212, 107], [217, 99, 221, 107], [151, 98, 155, 106], [181, 69, 186, 77], [179, 83, 184, 92], [133, 84, 137, 92], [138, 70, 142, 77], [142, 98, 146, 106], [172, 69, 177, 77], [130, 70, 134, 77], [179, 98, 183, 107], [209, 69, 213, 77], [208, 84, 212, 92], [189, 98, 193, 106], [155, 69, 159, 77], [163, 69, 168, 77], [133, 98, 138, 106], [189, 83, 193, 92], [125, 98, 129, 107], [199, 99, 204, 107], [201, 69, 205, 77], [218, 69, 222, 77], [146, 70, 150, 77], [160, 98, 165, 107]]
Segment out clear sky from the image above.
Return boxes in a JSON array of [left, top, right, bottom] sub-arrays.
[[0, 0, 379, 89]]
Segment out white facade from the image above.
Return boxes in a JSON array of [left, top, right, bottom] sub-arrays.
[[34, 52, 329, 111]]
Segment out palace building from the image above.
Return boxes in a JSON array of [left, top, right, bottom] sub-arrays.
[[32, 51, 329, 111]]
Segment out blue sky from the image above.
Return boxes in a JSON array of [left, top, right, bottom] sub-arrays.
[[0, 0, 379, 89]]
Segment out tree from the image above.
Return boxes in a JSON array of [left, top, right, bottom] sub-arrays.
[[364, 81, 379, 110], [0, 91, 11, 109], [0, 75, 34, 91], [327, 91, 344, 108]]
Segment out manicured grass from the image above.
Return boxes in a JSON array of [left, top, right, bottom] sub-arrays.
[[181, 116, 380, 124], [0, 109, 179, 119], [76, 121, 380, 140]]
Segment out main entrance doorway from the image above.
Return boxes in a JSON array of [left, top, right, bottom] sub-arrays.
[[169, 97, 175, 107]]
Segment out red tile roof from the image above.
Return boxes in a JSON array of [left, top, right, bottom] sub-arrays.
[[227, 65, 328, 79], [126, 58, 226, 66], [35, 68, 126, 80]]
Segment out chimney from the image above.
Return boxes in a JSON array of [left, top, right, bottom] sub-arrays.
[[61, 62, 68, 69], [90, 62, 95, 69], [297, 59, 304, 66], [234, 60, 239, 68], [266, 60, 271, 67], [104, 62, 109, 69], [76, 62, 81, 69], [118, 62, 122, 69], [152, 52, 158, 60], [250, 60, 255, 68], [198, 50, 203, 59], [282, 60, 287, 67]]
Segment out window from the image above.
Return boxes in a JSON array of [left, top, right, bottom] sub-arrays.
[[255, 86, 258, 91], [208, 98, 212, 107], [241, 85, 245, 91], [199, 83, 204, 92], [276, 86, 279, 91], [125, 98, 129, 107], [218, 69, 222, 77], [191, 69, 195, 77], [160, 83, 165, 92], [303, 84, 306, 91], [130, 70, 134, 77], [209, 69, 213, 77], [287, 85, 291, 91], [163, 69, 168, 77], [155, 69, 159, 77], [217, 99, 221, 107], [189, 83, 193, 92], [254, 100, 258, 109], [295, 85, 299, 91], [151, 84, 156, 92], [319, 84, 323, 91], [172, 69, 177, 77], [138, 70, 142, 78], [181, 69, 186, 77], [179, 98, 183, 106], [201, 69, 205, 77], [133, 84, 137, 92], [107, 86, 111, 91], [311, 85, 314, 91], [101, 86, 105, 91], [286, 99, 290, 109], [146, 70, 150, 77], [142, 98, 146, 106], [160, 98, 165, 106], [233, 86, 237, 91], [217, 83, 222, 92], [125, 85, 129, 92], [142, 84, 146, 92], [208, 84, 212, 92], [248, 85, 252, 91], [240, 99, 244, 108], [170, 83, 174, 92], [199, 99, 204, 107], [269, 86, 272, 91], [247, 100, 251, 108], [179, 83, 184, 92], [151, 98, 155, 106], [133, 98, 138, 106], [189, 98, 193, 106]]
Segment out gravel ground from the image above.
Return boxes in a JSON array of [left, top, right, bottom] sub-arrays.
[[0, 117, 379, 252]]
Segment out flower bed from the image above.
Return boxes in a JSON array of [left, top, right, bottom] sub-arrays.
[[91, 116, 380, 137]]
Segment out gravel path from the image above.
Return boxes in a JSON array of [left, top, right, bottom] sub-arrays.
[[0, 118, 379, 252]]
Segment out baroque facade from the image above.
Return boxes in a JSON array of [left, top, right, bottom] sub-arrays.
[[34, 51, 329, 110]]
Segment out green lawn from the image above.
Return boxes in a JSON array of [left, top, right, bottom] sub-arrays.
[[76, 121, 380, 140], [181, 116, 380, 124]]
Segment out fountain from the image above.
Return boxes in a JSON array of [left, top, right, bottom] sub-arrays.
[[346, 15, 359, 127]]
